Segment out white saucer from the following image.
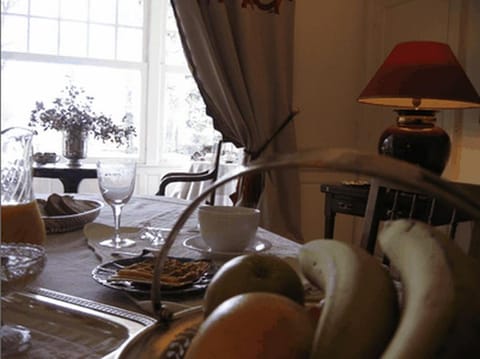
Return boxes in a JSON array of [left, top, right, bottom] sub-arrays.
[[183, 235, 272, 257]]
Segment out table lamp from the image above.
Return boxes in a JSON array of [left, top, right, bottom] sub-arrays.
[[357, 41, 480, 175]]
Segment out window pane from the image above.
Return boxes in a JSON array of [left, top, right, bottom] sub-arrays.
[[1, 1, 211, 164], [30, 0, 59, 18], [165, 2, 186, 65], [89, 0, 116, 24], [3, 0, 29, 15], [82, 67, 141, 156], [163, 73, 217, 156], [1, 60, 141, 156], [1, 14, 28, 52], [89, 24, 115, 59], [59, 21, 87, 57], [117, 27, 142, 62], [165, 29, 187, 67], [1, 61, 68, 152], [30, 18, 58, 55], [165, 4, 177, 31], [60, 0, 88, 21], [118, 0, 143, 27]]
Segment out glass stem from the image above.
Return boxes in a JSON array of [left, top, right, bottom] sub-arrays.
[[112, 204, 124, 248]]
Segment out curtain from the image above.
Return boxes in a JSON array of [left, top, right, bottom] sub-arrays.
[[171, 0, 302, 241]]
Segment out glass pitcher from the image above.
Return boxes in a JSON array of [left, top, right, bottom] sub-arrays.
[[1, 127, 46, 244]]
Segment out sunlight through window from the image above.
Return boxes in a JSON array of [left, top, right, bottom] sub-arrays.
[[1, 0, 218, 164]]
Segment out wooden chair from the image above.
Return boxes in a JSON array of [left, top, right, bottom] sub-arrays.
[[360, 178, 480, 258], [156, 140, 224, 205]]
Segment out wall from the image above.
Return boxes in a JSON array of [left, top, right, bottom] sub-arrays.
[[456, 0, 480, 184], [294, 1, 368, 243]]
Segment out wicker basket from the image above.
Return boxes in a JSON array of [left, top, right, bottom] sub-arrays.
[[42, 199, 104, 234]]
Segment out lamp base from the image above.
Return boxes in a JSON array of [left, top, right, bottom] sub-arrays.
[[378, 110, 451, 175]]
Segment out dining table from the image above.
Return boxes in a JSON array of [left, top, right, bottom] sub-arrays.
[[3, 193, 304, 358]]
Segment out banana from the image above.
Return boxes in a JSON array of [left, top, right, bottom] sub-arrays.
[[299, 239, 399, 358], [378, 219, 480, 358]]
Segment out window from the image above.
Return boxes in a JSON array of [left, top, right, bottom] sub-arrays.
[[1, 0, 220, 163]]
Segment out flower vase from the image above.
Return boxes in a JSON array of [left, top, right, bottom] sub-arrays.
[[63, 129, 88, 167]]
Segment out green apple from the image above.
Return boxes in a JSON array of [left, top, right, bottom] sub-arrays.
[[204, 254, 305, 317]]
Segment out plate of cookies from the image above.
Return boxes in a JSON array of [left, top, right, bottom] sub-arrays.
[[37, 194, 104, 234], [92, 256, 215, 297]]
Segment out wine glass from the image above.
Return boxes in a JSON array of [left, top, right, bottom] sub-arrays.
[[97, 159, 137, 248], [1, 243, 46, 356]]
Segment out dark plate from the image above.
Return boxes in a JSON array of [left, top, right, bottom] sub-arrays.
[[91, 256, 215, 297]]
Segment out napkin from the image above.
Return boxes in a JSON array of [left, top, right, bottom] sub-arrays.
[[83, 223, 140, 242], [84, 223, 146, 263]]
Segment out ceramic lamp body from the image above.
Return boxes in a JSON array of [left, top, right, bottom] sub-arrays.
[[378, 112, 451, 175]]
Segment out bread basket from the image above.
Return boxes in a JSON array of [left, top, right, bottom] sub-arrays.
[[41, 199, 104, 234]]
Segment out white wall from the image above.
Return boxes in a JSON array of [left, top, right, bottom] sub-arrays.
[[456, 0, 480, 184], [294, 1, 368, 243]]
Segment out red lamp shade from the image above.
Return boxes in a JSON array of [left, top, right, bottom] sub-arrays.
[[357, 41, 480, 175], [358, 41, 480, 109]]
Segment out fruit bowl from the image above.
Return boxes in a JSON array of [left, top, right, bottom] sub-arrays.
[[117, 149, 480, 359], [119, 311, 203, 359]]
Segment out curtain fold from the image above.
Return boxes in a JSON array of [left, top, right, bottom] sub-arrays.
[[171, 0, 302, 241]]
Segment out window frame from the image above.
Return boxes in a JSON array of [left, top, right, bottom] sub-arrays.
[[1, 0, 199, 167]]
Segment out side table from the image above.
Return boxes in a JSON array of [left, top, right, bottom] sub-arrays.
[[320, 183, 370, 239], [320, 181, 478, 254], [33, 163, 97, 193]]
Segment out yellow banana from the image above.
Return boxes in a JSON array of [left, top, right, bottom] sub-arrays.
[[299, 240, 399, 358], [378, 219, 480, 358]]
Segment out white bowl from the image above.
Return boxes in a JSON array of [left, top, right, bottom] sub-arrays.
[[198, 205, 260, 252]]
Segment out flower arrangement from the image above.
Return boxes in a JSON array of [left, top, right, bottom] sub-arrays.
[[28, 82, 136, 146]]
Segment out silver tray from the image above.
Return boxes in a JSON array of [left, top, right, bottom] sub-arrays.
[[1, 287, 156, 358]]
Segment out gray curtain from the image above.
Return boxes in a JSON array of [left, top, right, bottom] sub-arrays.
[[171, 0, 302, 241]]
